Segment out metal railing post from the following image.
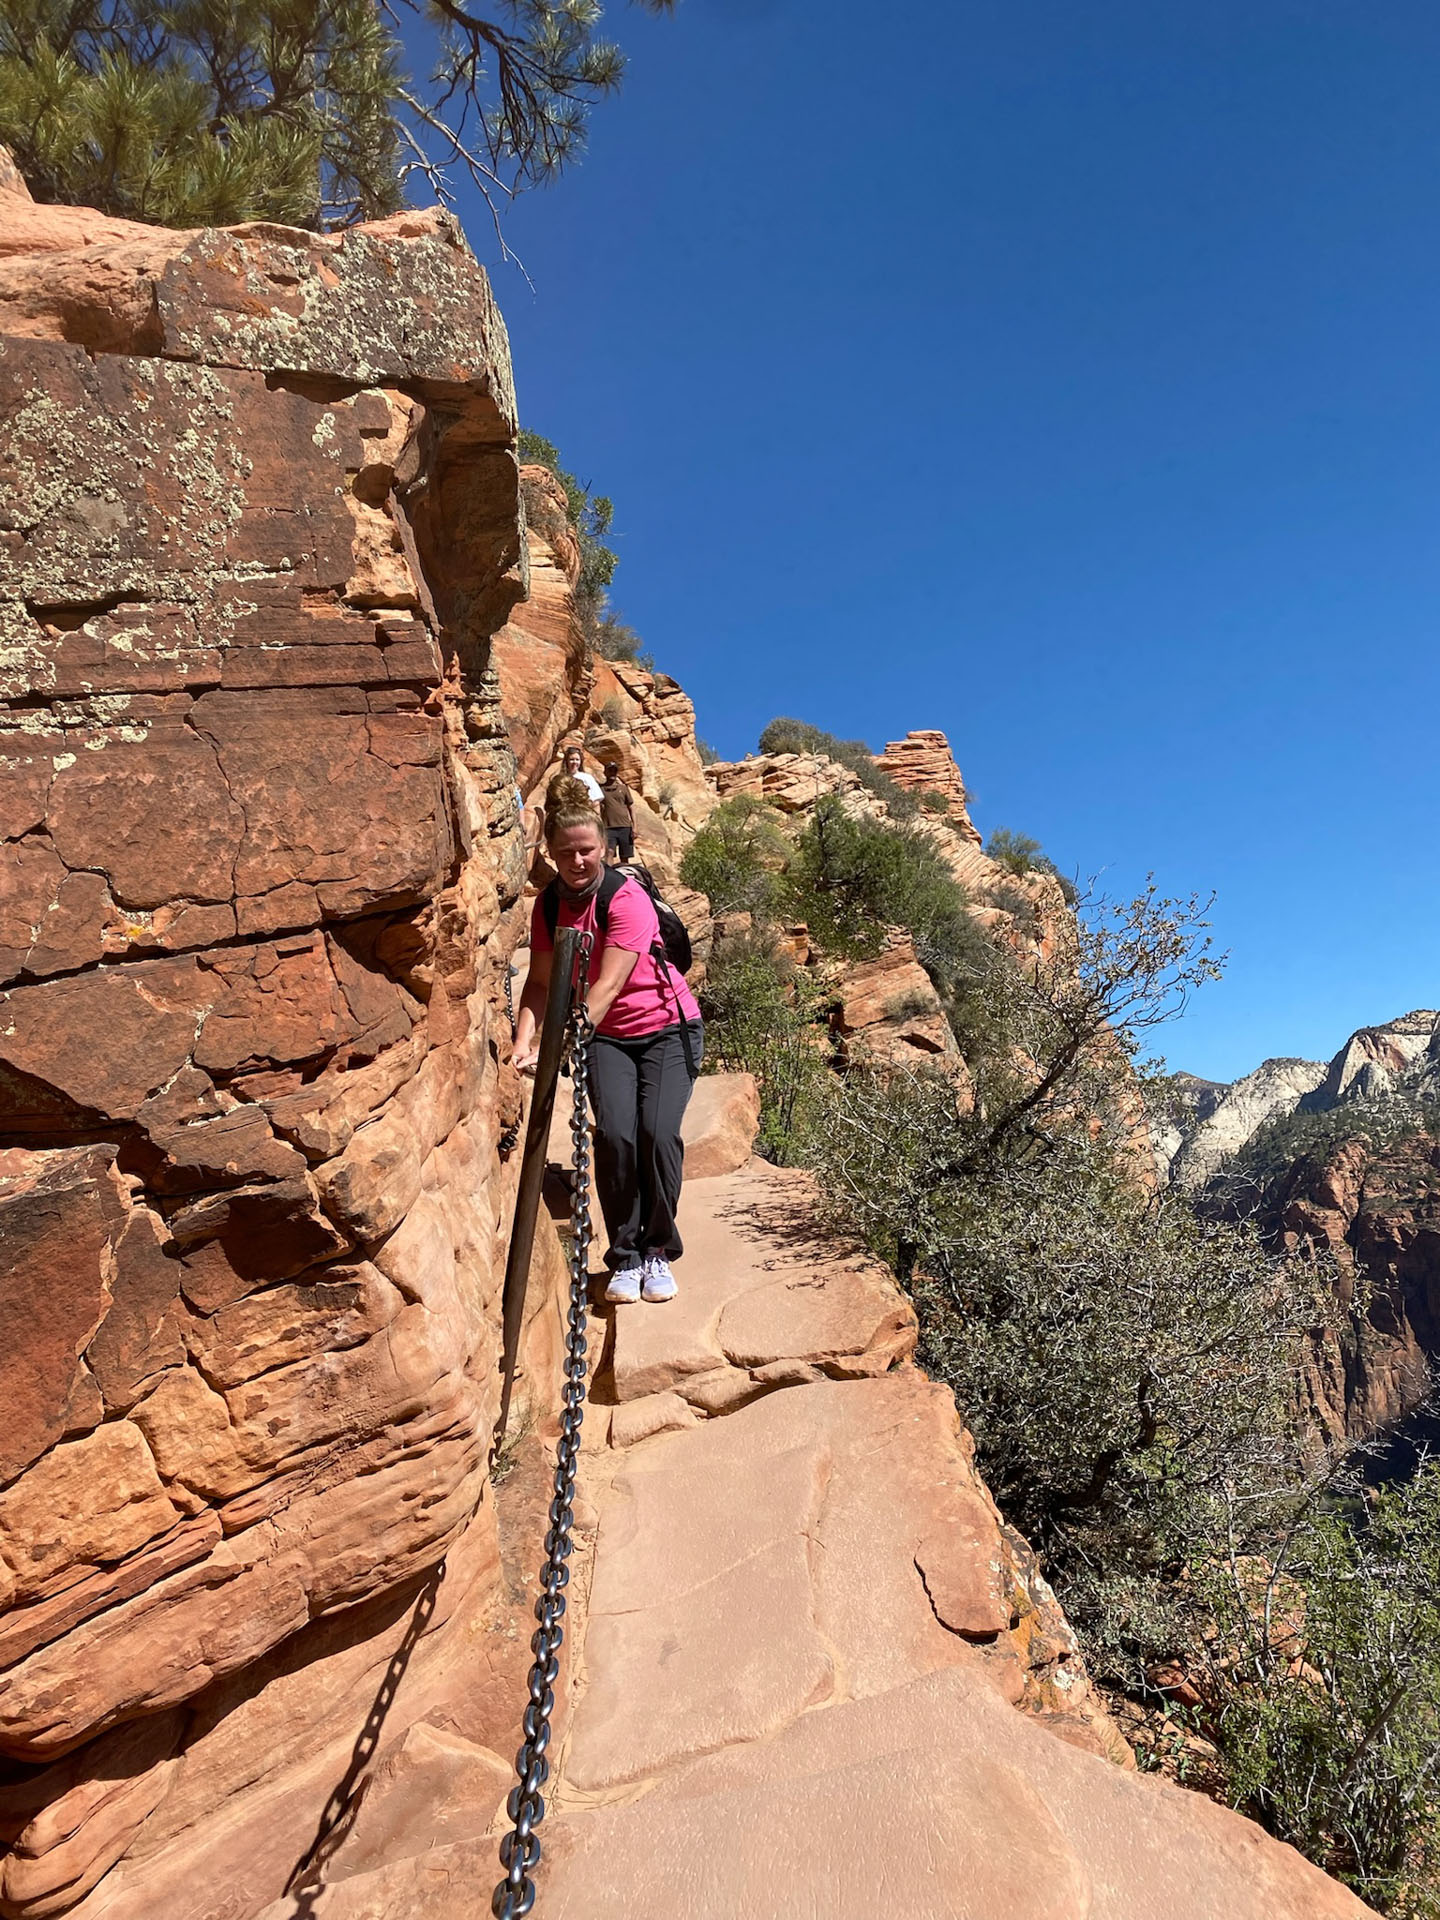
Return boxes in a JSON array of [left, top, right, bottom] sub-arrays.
[[495, 926, 581, 1448]]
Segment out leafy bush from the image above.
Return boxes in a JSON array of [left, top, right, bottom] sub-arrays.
[[986, 826, 1078, 905], [1204, 1463, 1440, 1917], [679, 797, 789, 918], [697, 933, 831, 1160], [785, 800, 993, 1010], [756, 716, 918, 817], [593, 613, 655, 672], [808, 1071, 1328, 1644]]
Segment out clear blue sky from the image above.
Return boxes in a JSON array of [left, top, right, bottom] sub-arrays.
[[445, 0, 1440, 1082]]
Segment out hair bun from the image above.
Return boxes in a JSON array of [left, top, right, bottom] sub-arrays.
[[542, 774, 603, 842]]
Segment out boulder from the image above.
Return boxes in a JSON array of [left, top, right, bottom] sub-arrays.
[[680, 1072, 760, 1178]]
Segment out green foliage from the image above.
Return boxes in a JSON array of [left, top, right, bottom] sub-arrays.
[[517, 428, 618, 626], [0, 0, 672, 228], [986, 825, 1078, 905], [0, 0, 404, 226], [756, 715, 919, 817], [917, 787, 951, 813], [785, 799, 993, 1010], [697, 932, 831, 1161], [1204, 1465, 1440, 1916], [793, 872, 1440, 1912], [679, 795, 788, 918], [592, 613, 655, 671], [808, 1075, 1327, 1669]]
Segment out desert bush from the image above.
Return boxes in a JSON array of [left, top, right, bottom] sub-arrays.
[[697, 933, 831, 1160], [593, 613, 655, 671], [785, 800, 996, 1016], [986, 825, 1078, 905], [1202, 1464, 1440, 1917], [695, 737, 721, 766], [518, 432, 617, 634], [679, 796, 790, 918]]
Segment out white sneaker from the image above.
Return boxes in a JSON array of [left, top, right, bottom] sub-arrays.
[[641, 1256, 677, 1303], [605, 1267, 642, 1305]]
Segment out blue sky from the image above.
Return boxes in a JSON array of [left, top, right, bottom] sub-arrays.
[[442, 0, 1440, 1082]]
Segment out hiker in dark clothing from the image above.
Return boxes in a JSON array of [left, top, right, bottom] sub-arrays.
[[600, 760, 636, 864]]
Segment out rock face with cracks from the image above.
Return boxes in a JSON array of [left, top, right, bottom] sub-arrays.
[[0, 174, 569, 1920]]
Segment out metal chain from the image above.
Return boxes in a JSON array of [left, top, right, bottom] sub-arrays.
[[493, 931, 595, 1920], [503, 953, 517, 1033]]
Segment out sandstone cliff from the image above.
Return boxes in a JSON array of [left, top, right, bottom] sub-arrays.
[[0, 177, 570, 1920], [1163, 1012, 1440, 1438]]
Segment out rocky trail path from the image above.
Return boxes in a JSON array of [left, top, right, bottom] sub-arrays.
[[269, 1093, 1372, 1920]]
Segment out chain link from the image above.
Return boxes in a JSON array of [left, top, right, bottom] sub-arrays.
[[493, 931, 595, 1920]]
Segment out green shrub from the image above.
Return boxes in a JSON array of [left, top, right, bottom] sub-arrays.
[[986, 826, 1078, 905], [756, 716, 918, 817], [697, 933, 831, 1161], [679, 796, 789, 918], [785, 800, 993, 1010], [518, 432, 617, 636], [593, 613, 655, 671], [1203, 1464, 1440, 1917]]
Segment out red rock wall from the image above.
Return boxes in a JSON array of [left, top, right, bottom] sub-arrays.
[[0, 184, 569, 1917]]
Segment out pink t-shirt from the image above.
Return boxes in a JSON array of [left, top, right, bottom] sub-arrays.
[[531, 878, 702, 1039]]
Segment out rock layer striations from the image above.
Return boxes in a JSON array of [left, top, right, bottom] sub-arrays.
[[0, 177, 567, 1918]]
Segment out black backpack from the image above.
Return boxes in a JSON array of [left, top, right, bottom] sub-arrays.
[[540, 864, 699, 1077], [540, 864, 693, 974]]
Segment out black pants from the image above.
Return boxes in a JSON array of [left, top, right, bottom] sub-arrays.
[[588, 1020, 703, 1269], [606, 826, 635, 861]]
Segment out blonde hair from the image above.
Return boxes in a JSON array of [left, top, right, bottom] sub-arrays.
[[543, 774, 603, 845]]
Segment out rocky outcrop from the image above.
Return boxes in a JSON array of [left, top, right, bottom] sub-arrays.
[[1164, 1012, 1440, 1436], [0, 181, 568, 1918], [875, 727, 980, 836], [1167, 1058, 1327, 1189], [489, 465, 590, 791], [1312, 1008, 1440, 1105], [830, 935, 960, 1068], [1163, 1011, 1440, 1191], [1279, 1129, 1440, 1438]]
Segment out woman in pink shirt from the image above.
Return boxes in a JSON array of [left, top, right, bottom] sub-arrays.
[[513, 783, 703, 1305]]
